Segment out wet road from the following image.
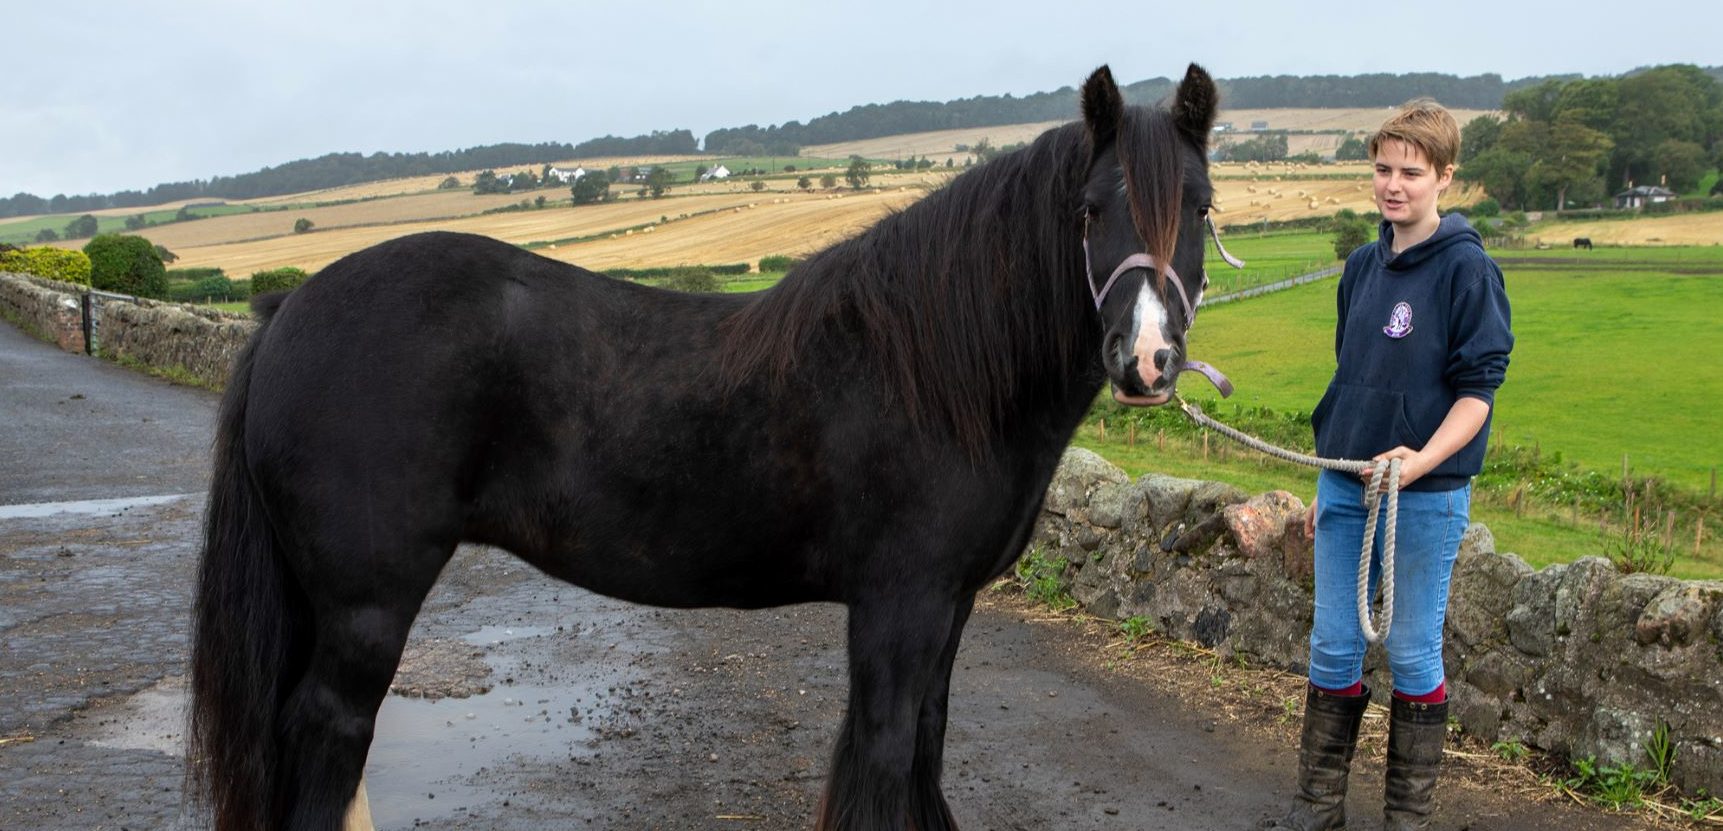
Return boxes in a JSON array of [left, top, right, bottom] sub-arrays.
[[0, 319, 1649, 831]]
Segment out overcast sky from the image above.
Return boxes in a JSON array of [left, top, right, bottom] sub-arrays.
[[7, 0, 1718, 198]]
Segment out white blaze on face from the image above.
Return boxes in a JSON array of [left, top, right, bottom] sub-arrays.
[[1129, 279, 1172, 389]]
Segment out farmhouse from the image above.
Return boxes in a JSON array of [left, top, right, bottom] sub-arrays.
[[1614, 185, 1676, 209], [547, 166, 586, 183], [700, 164, 731, 181]]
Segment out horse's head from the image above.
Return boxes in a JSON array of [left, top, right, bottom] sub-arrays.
[[1079, 63, 1225, 406]]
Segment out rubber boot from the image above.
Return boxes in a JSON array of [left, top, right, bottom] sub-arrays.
[[1383, 697, 1448, 831], [1261, 685, 1371, 830]]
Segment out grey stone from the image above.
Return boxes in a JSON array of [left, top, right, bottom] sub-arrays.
[[1507, 564, 1565, 657], [1635, 582, 1723, 648]]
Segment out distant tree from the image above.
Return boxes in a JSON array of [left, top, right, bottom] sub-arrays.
[[1460, 115, 1504, 163], [571, 170, 612, 205], [694, 165, 709, 181], [970, 138, 994, 162], [845, 155, 871, 189], [750, 180, 766, 192], [1330, 213, 1372, 260], [1335, 134, 1369, 161], [473, 170, 508, 195], [1653, 138, 1709, 193], [1457, 147, 1533, 209], [797, 176, 811, 190], [83, 234, 167, 298], [510, 170, 539, 191], [438, 176, 462, 190], [175, 206, 197, 222], [293, 217, 314, 234], [820, 173, 837, 189], [124, 214, 147, 231], [154, 245, 177, 264], [35, 228, 59, 242], [784, 164, 796, 172], [642, 167, 672, 198], [534, 195, 546, 208], [64, 214, 99, 239]]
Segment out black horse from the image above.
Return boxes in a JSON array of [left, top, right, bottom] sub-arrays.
[[1573, 237, 1593, 250], [191, 63, 1222, 831]]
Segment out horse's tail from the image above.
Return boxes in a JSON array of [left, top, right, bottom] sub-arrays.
[[189, 295, 302, 831]]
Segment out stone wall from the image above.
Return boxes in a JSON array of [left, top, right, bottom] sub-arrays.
[[0, 273, 86, 352], [0, 272, 254, 388], [1037, 448, 1723, 796]]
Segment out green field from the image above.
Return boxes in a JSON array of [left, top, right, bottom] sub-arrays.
[[1077, 241, 1723, 578], [1182, 247, 1723, 493], [0, 203, 272, 246], [1203, 230, 1339, 296]]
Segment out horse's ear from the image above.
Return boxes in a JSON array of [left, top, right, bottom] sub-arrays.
[[1171, 63, 1219, 148], [1081, 65, 1124, 154]]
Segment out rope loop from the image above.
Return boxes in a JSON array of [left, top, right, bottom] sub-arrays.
[[1176, 396, 1397, 645]]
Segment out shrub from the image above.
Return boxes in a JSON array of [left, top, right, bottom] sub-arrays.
[[83, 234, 167, 298], [758, 255, 802, 272], [0, 246, 93, 286], [168, 273, 241, 303], [1470, 197, 1501, 217], [1330, 215, 1372, 259], [293, 218, 314, 234], [659, 267, 718, 293], [250, 266, 310, 294]]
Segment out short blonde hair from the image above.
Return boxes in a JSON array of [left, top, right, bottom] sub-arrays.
[[1368, 98, 1460, 173]]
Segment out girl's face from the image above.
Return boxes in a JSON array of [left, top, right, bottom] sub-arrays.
[[1373, 139, 1454, 231]]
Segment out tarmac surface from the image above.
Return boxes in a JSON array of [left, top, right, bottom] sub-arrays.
[[0, 317, 1653, 830]]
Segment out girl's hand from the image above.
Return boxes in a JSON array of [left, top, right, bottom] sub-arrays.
[[1304, 499, 1317, 540], [1360, 446, 1431, 489]]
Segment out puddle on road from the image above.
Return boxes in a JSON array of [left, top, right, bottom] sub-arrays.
[[459, 625, 554, 646], [366, 674, 613, 828], [74, 624, 644, 830], [0, 492, 197, 520]]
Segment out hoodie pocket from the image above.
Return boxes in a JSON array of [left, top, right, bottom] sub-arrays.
[[1313, 383, 1419, 459]]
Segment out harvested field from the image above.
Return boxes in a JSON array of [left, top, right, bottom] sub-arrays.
[[236, 155, 710, 207], [1527, 213, 1723, 246], [802, 109, 1497, 163], [1216, 107, 1494, 133], [164, 188, 924, 273], [802, 122, 1066, 163]]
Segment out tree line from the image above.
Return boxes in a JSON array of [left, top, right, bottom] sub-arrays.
[[1, 142, 578, 218], [10, 67, 1718, 219], [1457, 65, 1723, 210]]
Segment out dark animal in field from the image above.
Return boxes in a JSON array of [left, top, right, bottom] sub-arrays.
[[1573, 237, 1593, 249], [190, 63, 1226, 831]]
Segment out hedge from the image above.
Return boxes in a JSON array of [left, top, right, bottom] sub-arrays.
[[250, 267, 310, 294], [602, 263, 748, 280], [0, 247, 93, 286]]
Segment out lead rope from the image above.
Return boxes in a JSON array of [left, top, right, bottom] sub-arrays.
[[1175, 394, 1398, 645]]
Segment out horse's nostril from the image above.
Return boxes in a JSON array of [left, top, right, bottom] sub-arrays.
[[1153, 348, 1172, 371]]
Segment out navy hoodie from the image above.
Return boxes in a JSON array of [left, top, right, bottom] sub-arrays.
[[1310, 214, 1513, 491]]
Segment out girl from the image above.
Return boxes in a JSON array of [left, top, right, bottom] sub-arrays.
[[1266, 99, 1513, 831]]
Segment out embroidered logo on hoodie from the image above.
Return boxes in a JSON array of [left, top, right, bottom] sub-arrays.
[[1384, 301, 1414, 339]]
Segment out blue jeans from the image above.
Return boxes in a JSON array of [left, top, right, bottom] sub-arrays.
[[1309, 469, 1470, 696]]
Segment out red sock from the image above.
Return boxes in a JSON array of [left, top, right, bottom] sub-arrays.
[[1393, 681, 1446, 704], [1313, 681, 1363, 697]]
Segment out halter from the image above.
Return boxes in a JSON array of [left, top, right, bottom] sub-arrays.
[[1083, 213, 1245, 397]]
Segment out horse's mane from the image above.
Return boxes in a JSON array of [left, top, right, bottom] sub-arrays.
[[718, 107, 1186, 454]]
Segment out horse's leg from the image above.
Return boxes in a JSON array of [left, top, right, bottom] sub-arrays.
[[341, 778, 374, 831], [906, 593, 975, 831], [274, 538, 454, 831], [818, 591, 959, 831]]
